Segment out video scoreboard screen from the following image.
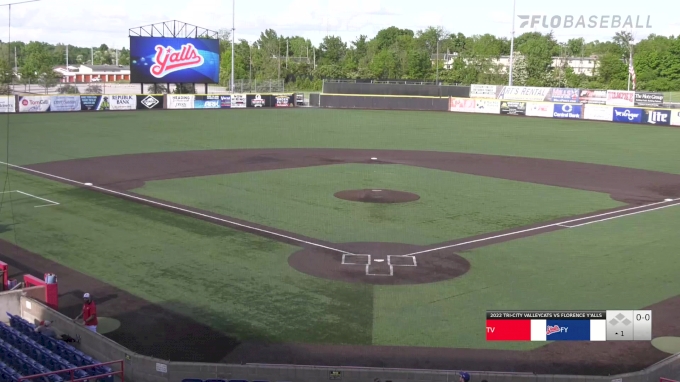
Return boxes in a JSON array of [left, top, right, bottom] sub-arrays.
[[486, 310, 652, 341]]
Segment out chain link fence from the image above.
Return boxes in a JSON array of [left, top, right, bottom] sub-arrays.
[[232, 79, 285, 93]]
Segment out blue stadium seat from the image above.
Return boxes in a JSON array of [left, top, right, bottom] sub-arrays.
[[6, 314, 112, 381], [206, 379, 227, 382]]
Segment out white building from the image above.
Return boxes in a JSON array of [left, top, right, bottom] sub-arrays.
[[54, 64, 131, 83], [431, 53, 598, 76]]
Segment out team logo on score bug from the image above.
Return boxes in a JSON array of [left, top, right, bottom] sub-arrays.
[[546, 325, 568, 335]]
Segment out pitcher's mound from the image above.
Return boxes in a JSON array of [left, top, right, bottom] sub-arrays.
[[334, 189, 419, 203]]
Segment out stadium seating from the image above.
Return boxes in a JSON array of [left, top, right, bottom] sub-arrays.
[[1, 313, 113, 382]]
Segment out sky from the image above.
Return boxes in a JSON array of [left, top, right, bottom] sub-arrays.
[[0, 0, 678, 49]]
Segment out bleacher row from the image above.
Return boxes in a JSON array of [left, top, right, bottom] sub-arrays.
[[0, 313, 112, 382]]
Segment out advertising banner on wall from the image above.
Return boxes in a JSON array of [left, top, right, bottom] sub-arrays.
[[550, 88, 580, 103], [671, 110, 680, 126], [579, 89, 607, 104], [51, 96, 81, 112], [553, 103, 582, 119], [634, 92, 664, 107], [80, 95, 103, 110], [129, 36, 220, 83], [219, 95, 231, 108], [612, 107, 643, 123], [500, 101, 526, 115], [583, 104, 613, 121], [474, 99, 501, 114], [274, 94, 294, 107], [232, 94, 246, 108], [194, 95, 220, 109], [18, 96, 51, 112], [167, 95, 195, 109], [643, 109, 671, 125], [248, 94, 268, 107], [497, 86, 551, 101], [469, 84, 499, 98], [526, 102, 553, 117], [0, 96, 16, 113], [137, 94, 164, 110], [449, 97, 476, 112], [606, 90, 635, 106], [109, 95, 137, 110]]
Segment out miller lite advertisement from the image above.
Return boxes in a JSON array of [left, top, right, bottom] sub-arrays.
[[129, 37, 220, 83]]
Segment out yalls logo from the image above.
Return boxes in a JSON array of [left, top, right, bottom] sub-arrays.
[[546, 325, 568, 335], [150, 43, 204, 78]]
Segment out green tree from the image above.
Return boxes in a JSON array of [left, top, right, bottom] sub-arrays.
[[595, 52, 627, 88]]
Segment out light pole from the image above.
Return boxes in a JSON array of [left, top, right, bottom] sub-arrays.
[[2, 0, 41, 95], [509, 0, 516, 86], [436, 39, 439, 85], [231, 0, 235, 93]]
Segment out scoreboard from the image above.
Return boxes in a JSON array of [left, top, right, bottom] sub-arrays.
[[486, 310, 652, 341]]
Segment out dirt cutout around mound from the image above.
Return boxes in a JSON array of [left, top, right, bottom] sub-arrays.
[[334, 189, 420, 203], [12, 148, 680, 374]]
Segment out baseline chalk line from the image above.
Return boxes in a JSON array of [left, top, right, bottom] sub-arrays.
[[403, 198, 680, 257], [0, 190, 59, 207], [0, 161, 352, 255]]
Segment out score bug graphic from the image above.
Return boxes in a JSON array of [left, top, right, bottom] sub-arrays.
[[486, 310, 652, 341], [129, 36, 220, 84]]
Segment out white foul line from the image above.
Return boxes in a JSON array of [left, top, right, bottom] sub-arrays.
[[403, 198, 680, 257], [561, 202, 680, 228], [0, 190, 59, 207], [0, 161, 353, 255]]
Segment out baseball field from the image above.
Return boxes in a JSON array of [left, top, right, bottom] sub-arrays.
[[0, 108, 679, 375]]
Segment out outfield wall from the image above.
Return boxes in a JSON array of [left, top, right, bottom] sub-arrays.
[[316, 93, 680, 126], [320, 94, 449, 111], [322, 81, 470, 97], [19, 297, 680, 382], [3, 93, 297, 112]]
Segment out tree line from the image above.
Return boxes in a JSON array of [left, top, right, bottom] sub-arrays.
[[2, 27, 679, 92]]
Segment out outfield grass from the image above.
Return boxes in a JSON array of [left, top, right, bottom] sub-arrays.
[[134, 164, 623, 245], [0, 109, 679, 174]]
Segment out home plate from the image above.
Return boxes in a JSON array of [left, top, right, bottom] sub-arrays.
[[374, 259, 385, 262], [371, 157, 377, 160]]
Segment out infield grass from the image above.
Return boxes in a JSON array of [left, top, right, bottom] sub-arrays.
[[133, 163, 624, 245]]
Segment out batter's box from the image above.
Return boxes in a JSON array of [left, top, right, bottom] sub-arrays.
[[342, 254, 370, 265], [388, 255, 417, 267]]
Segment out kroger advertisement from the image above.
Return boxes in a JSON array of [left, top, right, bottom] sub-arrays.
[[129, 37, 220, 83], [612, 107, 643, 123]]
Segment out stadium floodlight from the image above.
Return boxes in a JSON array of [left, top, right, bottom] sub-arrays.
[[509, 0, 516, 86], [231, 0, 235, 93]]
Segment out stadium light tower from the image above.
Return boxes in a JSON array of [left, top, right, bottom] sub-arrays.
[[508, 0, 516, 86], [231, 0, 235, 93], [2, 0, 41, 90]]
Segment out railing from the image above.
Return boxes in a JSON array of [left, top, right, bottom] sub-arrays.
[[18, 360, 124, 382]]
